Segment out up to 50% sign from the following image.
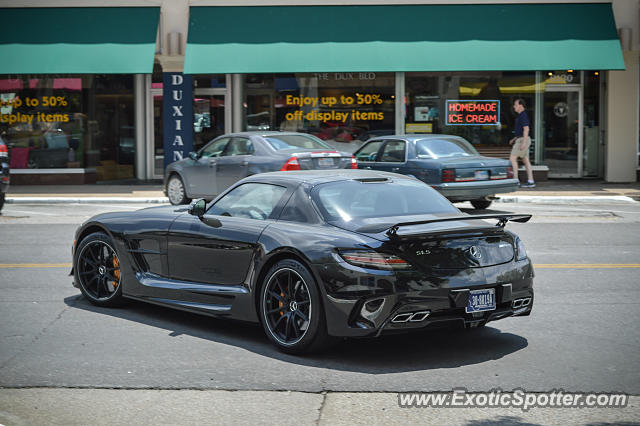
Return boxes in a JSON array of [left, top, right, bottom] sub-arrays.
[[0, 96, 69, 108]]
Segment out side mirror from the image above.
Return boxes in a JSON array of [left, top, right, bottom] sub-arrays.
[[189, 151, 198, 161], [188, 198, 206, 217]]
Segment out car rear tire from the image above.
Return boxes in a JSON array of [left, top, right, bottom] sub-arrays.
[[167, 174, 191, 205], [74, 232, 126, 307], [259, 259, 332, 354], [0, 193, 5, 212], [470, 199, 492, 210]]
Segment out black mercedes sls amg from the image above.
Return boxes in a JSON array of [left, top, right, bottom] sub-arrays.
[[72, 170, 533, 354]]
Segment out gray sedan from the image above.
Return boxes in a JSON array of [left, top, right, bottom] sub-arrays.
[[164, 132, 356, 205]]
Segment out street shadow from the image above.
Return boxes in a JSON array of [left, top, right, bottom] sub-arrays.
[[65, 294, 528, 374], [459, 206, 517, 215]]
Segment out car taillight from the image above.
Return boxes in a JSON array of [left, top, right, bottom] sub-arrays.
[[339, 250, 411, 270], [507, 166, 514, 179], [515, 236, 528, 261], [0, 143, 7, 158], [281, 157, 301, 171], [442, 168, 455, 182], [350, 156, 358, 169]]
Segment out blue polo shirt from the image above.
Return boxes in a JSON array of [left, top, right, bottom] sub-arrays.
[[514, 111, 530, 137]]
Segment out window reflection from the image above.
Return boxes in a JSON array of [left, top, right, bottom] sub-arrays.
[[0, 74, 134, 181]]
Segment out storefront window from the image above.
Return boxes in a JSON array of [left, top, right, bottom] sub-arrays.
[[244, 73, 395, 149], [0, 74, 134, 180], [193, 94, 225, 151], [405, 72, 537, 151], [193, 75, 226, 89]]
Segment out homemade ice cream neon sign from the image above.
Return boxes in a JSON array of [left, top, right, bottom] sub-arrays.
[[445, 100, 500, 125]]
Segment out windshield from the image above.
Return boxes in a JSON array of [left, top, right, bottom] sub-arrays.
[[265, 134, 333, 150], [312, 179, 458, 221], [415, 138, 478, 159]]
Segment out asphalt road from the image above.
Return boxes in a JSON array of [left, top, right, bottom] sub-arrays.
[[0, 200, 639, 423]]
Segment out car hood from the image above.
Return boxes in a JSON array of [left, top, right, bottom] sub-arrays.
[[83, 205, 181, 224]]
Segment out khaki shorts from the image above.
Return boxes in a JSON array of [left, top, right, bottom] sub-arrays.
[[511, 137, 531, 158]]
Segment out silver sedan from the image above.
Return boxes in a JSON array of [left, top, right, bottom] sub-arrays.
[[164, 131, 357, 205]]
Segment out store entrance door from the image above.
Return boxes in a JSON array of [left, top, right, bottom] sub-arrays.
[[148, 87, 229, 180], [543, 86, 583, 177]]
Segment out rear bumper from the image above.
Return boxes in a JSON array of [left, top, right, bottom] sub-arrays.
[[432, 179, 519, 201], [316, 259, 534, 338]]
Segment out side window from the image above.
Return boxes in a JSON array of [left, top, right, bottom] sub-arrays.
[[201, 137, 231, 158], [379, 140, 406, 162], [354, 140, 384, 162], [278, 190, 318, 223], [208, 183, 287, 220], [223, 137, 254, 156]]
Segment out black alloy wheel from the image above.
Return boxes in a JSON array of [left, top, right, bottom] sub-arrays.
[[75, 232, 124, 307], [260, 259, 331, 354]]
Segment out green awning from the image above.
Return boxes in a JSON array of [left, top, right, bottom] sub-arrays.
[[0, 7, 159, 74], [185, 3, 624, 74]]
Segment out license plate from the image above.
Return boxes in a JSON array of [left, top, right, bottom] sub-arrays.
[[317, 158, 335, 167], [466, 288, 496, 313], [474, 170, 489, 180]]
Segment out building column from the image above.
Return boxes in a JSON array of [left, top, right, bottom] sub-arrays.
[[395, 72, 405, 134], [134, 74, 147, 181], [232, 74, 245, 132], [605, 50, 639, 182]]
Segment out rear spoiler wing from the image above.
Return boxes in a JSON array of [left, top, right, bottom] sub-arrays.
[[357, 214, 532, 236]]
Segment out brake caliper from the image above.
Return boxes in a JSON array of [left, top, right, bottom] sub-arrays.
[[111, 256, 120, 289]]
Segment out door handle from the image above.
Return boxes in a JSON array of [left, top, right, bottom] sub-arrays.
[[364, 166, 372, 170], [241, 161, 249, 166], [209, 160, 217, 167], [391, 167, 400, 172]]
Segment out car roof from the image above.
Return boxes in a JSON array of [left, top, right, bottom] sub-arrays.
[[218, 131, 320, 138], [242, 169, 413, 186], [366, 134, 467, 143]]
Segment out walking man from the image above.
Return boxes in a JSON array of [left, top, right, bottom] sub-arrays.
[[509, 98, 535, 187]]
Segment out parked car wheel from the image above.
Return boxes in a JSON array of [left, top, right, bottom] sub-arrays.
[[0, 193, 5, 211], [167, 174, 190, 205], [471, 199, 492, 210], [259, 259, 331, 354], [74, 232, 125, 307]]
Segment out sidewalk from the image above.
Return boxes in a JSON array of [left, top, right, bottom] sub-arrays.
[[5, 184, 169, 204], [5, 179, 640, 204]]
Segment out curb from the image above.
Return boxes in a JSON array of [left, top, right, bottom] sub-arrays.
[[494, 195, 638, 204], [6, 197, 170, 204], [5, 195, 638, 205]]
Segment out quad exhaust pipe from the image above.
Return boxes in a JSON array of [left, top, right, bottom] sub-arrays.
[[391, 311, 430, 323], [511, 297, 531, 309]]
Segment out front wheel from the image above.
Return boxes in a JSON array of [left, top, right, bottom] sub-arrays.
[[259, 259, 331, 354], [74, 232, 125, 307], [166, 174, 190, 205], [470, 199, 492, 210]]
